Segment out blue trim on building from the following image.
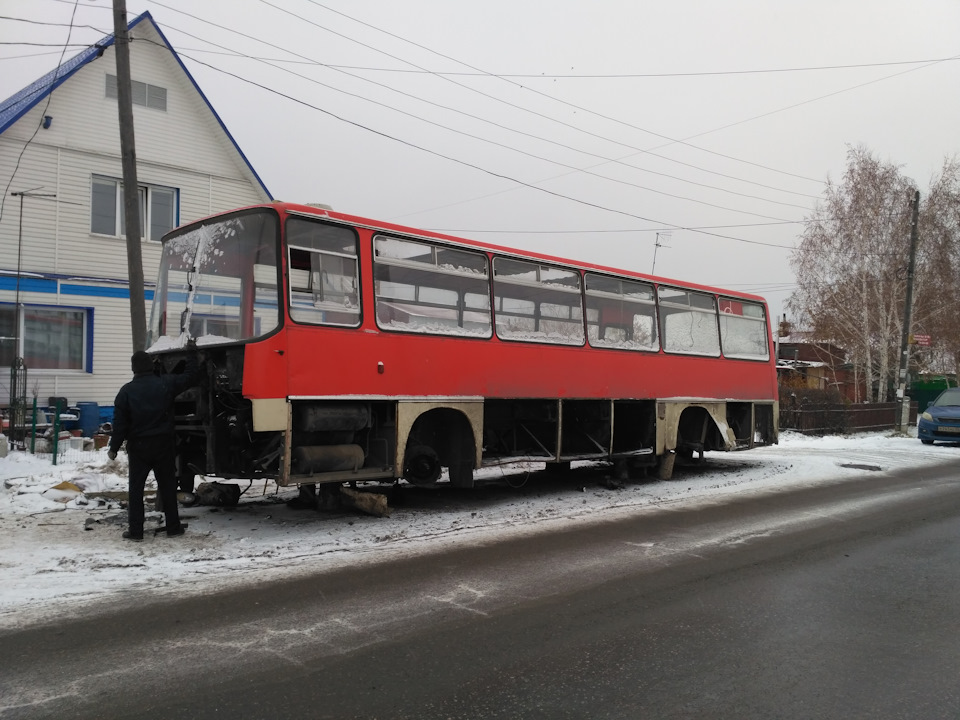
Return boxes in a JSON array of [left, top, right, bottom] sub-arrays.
[[0, 277, 57, 293], [0, 275, 153, 301], [167, 291, 241, 307], [62, 284, 154, 300]]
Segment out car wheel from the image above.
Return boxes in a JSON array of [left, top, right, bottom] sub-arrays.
[[921, 438, 934, 445]]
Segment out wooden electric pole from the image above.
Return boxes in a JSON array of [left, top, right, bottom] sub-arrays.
[[112, 0, 147, 352], [896, 190, 920, 433]]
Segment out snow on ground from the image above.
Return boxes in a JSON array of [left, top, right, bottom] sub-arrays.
[[1, 429, 957, 630]]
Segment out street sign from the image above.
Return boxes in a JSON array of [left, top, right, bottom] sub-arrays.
[[912, 334, 931, 346]]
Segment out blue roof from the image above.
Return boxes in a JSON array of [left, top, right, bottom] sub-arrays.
[[0, 11, 271, 199], [0, 38, 102, 132]]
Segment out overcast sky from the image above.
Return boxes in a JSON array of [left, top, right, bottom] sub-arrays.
[[2, 0, 959, 321]]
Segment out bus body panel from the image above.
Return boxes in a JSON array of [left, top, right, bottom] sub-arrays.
[[272, 327, 777, 402], [150, 202, 779, 492]]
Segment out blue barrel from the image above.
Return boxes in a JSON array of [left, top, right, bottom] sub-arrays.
[[77, 402, 100, 437]]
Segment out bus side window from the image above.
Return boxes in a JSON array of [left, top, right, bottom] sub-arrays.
[[584, 273, 658, 352], [493, 258, 584, 345], [286, 219, 360, 327], [373, 235, 492, 338], [658, 287, 720, 356], [718, 299, 769, 360]]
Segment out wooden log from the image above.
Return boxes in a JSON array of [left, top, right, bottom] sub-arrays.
[[340, 487, 391, 518]]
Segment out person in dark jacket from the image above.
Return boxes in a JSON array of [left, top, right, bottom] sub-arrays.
[[109, 343, 201, 541]]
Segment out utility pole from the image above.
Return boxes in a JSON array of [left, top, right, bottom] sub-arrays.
[[651, 231, 671, 274], [8, 189, 54, 448], [896, 190, 920, 433], [9, 188, 57, 353], [112, 0, 147, 351]]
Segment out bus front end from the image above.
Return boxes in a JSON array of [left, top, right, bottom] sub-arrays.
[[147, 208, 284, 490]]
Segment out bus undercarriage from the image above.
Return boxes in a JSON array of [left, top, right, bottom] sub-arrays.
[[167, 346, 778, 500]]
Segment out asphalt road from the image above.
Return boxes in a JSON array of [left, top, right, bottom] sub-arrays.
[[4, 459, 960, 719]]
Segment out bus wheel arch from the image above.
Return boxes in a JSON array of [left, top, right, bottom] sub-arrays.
[[657, 401, 735, 479], [398, 403, 481, 488]]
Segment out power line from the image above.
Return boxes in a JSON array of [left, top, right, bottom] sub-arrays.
[[2, 16, 954, 77], [0, 4, 809, 247], [305, 0, 826, 185], [170, 48, 799, 250], [1, 6, 804, 236], [298, 1, 960, 229], [0, 41, 92, 47], [0, 14, 108, 33], [0, 0, 81, 224], [287, 56, 960, 79], [0, 48, 80, 61], [152, 33, 821, 208], [425, 221, 806, 234], [144, 15, 813, 220], [154, 0, 818, 204], [132, 5, 808, 243], [7, 3, 822, 205], [250, 0, 823, 196], [672, 53, 960, 147]]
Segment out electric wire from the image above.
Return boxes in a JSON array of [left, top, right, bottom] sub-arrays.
[[169, 47, 798, 250], [144, 2, 818, 215], [673, 53, 960, 147], [12, 4, 936, 252], [148, 27, 801, 224], [152, 39, 796, 222], [178, 34, 816, 212], [0, 48, 84, 61], [4, 15, 955, 78], [0, 41, 91, 47], [3, 4, 839, 226], [2, 4, 807, 242], [0, 14, 107, 33], [291, 56, 960, 78], [277, 0, 826, 192], [0, 0, 80, 224], [426, 221, 803, 234], [306, 0, 826, 185]]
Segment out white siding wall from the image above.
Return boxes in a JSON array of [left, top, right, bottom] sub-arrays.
[[0, 18, 271, 410]]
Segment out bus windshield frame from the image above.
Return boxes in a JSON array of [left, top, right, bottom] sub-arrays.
[[148, 209, 282, 350]]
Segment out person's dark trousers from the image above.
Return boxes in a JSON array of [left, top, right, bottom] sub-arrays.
[[126, 434, 183, 537]]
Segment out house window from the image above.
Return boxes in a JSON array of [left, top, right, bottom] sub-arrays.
[[0, 304, 89, 371], [105, 74, 167, 111], [91, 176, 177, 240]]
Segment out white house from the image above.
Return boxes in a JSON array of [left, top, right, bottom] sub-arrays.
[[0, 11, 271, 417]]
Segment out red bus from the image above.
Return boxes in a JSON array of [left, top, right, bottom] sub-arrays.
[[147, 202, 778, 499]]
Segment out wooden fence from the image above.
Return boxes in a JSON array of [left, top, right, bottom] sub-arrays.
[[779, 401, 918, 435]]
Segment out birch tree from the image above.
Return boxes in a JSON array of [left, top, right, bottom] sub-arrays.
[[914, 158, 960, 377], [791, 149, 960, 399], [789, 147, 914, 402]]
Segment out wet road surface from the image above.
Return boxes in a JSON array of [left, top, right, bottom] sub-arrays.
[[4, 459, 960, 719]]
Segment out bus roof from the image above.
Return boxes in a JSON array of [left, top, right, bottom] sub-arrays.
[[174, 201, 770, 305]]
